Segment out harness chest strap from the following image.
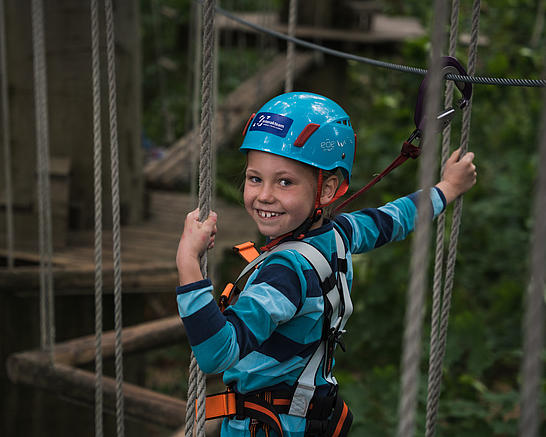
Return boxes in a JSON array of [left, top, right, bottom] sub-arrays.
[[288, 229, 353, 417]]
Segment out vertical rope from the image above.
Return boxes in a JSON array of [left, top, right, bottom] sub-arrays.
[[104, 0, 124, 435], [0, 0, 14, 270], [284, 0, 297, 93], [185, 2, 215, 436], [397, 1, 448, 436], [31, 0, 55, 364], [426, 4, 481, 435], [518, 67, 546, 437], [90, 0, 104, 435], [426, 0, 460, 435]]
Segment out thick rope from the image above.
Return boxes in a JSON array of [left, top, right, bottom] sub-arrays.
[[428, 0, 460, 407], [518, 68, 546, 437], [213, 3, 546, 88], [284, 0, 297, 92], [396, 1, 448, 436], [104, 0, 125, 435], [90, 0, 104, 435], [428, 6, 481, 434], [185, 1, 215, 435], [31, 0, 55, 364], [0, 0, 14, 270], [425, 0, 461, 435]]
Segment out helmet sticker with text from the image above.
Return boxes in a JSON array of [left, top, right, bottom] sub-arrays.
[[249, 112, 293, 138]]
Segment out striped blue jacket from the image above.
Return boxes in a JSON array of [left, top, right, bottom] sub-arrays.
[[176, 188, 446, 436]]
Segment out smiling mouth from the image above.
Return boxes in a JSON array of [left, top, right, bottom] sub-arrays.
[[256, 209, 284, 219]]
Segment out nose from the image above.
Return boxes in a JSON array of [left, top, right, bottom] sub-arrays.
[[257, 182, 275, 203]]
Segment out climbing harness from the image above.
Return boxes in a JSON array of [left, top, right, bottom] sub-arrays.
[[334, 56, 472, 213], [212, 229, 353, 436]]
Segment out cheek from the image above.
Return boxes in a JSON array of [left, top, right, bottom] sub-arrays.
[[243, 185, 253, 210]]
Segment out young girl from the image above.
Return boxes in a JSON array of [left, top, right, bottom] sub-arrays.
[[176, 92, 477, 437]]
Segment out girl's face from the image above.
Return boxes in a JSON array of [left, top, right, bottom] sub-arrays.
[[244, 150, 317, 239]]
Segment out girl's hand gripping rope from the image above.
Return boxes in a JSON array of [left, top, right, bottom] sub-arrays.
[[176, 208, 218, 286], [435, 148, 477, 204]]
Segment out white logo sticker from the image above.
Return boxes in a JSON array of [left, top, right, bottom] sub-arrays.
[[321, 139, 335, 152]]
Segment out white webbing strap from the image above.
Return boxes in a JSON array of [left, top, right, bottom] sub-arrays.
[[230, 230, 352, 418], [335, 229, 353, 328]]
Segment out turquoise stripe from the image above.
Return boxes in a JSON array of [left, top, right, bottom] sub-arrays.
[[231, 283, 298, 343], [224, 350, 308, 392], [192, 322, 240, 374], [176, 284, 214, 317], [431, 187, 445, 217]]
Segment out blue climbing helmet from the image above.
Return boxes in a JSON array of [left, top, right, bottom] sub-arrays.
[[240, 92, 356, 184]]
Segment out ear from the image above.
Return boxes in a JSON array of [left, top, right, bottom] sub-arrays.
[[320, 175, 339, 205]]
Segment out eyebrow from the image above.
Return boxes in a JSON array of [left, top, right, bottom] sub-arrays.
[[245, 167, 297, 178]]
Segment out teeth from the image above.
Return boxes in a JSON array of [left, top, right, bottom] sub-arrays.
[[258, 210, 280, 218]]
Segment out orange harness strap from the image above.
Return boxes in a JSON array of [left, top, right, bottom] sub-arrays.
[[219, 242, 261, 312], [233, 241, 260, 263], [203, 391, 237, 420], [204, 391, 352, 437], [205, 391, 284, 437]]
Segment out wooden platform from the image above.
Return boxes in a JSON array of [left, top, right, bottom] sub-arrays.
[[6, 315, 222, 435], [144, 51, 315, 187], [216, 11, 426, 43], [0, 190, 258, 295]]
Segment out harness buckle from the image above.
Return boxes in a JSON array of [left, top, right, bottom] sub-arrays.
[[328, 327, 347, 352]]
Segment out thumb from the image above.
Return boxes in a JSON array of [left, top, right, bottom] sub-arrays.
[[204, 211, 217, 226]]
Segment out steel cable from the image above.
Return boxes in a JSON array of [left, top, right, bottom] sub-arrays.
[[214, 3, 546, 88]]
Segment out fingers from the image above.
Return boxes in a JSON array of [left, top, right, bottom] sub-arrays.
[[448, 147, 461, 163]]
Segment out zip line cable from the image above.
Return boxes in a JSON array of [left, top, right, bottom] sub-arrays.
[[212, 3, 546, 88]]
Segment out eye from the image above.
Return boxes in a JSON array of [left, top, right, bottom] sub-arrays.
[[247, 175, 261, 184], [279, 178, 292, 187]]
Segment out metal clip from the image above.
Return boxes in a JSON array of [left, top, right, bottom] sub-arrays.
[[406, 128, 422, 145]]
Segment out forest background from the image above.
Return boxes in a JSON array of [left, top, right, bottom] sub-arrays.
[[140, 0, 545, 436]]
